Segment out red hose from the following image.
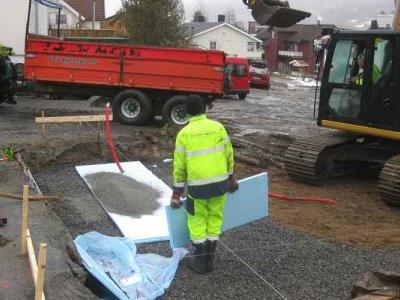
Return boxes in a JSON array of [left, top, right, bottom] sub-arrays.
[[268, 192, 337, 205], [105, 103, 124, 173]]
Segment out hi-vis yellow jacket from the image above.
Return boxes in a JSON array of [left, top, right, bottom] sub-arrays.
[[173, 114, 234, 199]]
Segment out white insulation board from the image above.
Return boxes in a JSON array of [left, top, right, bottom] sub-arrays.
[[76, 162, 171, 243]]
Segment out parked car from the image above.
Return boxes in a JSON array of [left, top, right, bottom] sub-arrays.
[[225, 57, 250, 100], [249, 60, 270, 90]]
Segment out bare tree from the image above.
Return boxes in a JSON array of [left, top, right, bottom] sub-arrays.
[[193, 0, 207, 21], [193, 10, 206, 22], [225, 6, 237, 25]]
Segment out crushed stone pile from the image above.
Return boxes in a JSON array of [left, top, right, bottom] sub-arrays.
[[85, 172, 161, 217]]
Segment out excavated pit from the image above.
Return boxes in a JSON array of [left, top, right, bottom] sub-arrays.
[[25, 134, 176, 298]]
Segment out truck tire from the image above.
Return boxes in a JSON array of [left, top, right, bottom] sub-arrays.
[[238, 92, 247, 100], [113, 89, 154, 125], [162, 95, 189, 126]]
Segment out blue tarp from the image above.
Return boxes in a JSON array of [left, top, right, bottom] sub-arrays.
[[74, 232, 188, 300]]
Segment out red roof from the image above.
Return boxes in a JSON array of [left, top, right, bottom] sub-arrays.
[[65, 0, 105, 21]]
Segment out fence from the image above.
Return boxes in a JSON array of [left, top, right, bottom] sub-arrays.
[[27, 0, 62, 38]]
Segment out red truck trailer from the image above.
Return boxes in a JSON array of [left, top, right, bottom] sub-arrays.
[[24, 36, 225, 125]]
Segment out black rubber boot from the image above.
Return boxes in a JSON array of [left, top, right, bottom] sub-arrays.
[[205, 240, 218, 273], [6, 96, 17, 105], [186, 242, 207, 274]]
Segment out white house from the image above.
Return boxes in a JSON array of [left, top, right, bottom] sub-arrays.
[[376, 13, 394, 29], [48, 0, 85, 30], [182, 22, 263, 60]]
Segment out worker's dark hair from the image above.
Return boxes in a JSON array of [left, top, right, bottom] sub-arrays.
[[186, 94, 205, 116]]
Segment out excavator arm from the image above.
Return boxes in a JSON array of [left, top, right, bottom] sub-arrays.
[[243, 0, 311, 27]]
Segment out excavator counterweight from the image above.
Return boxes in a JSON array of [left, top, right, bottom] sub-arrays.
[[243, 0, 311, 27]]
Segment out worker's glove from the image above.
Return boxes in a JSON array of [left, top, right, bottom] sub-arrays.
[[228, 175, 239, 193], [170, 187, 183, 209]]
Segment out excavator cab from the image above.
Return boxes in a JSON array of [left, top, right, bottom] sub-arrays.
[[243, 0, 311, 27], [285, 31, 400, 207], [318, 31, 400, 134]]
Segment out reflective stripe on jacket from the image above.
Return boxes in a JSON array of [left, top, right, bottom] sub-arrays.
[[173, 114, 234, 199]]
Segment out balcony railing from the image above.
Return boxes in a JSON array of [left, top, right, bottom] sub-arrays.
[[278, 50, 303, 58]]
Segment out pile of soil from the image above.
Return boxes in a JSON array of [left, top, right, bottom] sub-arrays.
[[85, 172, 161, 217]]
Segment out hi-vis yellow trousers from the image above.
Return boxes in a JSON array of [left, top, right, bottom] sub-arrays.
[[187, 194, 227, 243]]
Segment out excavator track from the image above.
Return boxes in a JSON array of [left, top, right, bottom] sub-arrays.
[[284, 135, 356, 185], [379, 155, 400, 207]]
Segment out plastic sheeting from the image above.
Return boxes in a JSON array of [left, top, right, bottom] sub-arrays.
[[74, 232, 187, 300]]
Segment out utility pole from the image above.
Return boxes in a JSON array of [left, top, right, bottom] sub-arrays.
[[92, 0, 96, 30], [393, 0, 400, 31]]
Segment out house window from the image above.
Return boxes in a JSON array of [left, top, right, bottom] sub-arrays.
[[210, 41, 217, 50], [248, 42, 256, 52], [57, 14, 68, 25], [48, 13, 67, 27]]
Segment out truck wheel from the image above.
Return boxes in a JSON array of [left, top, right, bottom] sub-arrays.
[[238, 93, 247, 100], [113, 89, 154, 125], [162, 95, 189, 126]]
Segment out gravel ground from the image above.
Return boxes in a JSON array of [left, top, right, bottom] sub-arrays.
[[4, 78, 399, 299], [34, 162, 121, 238], [144, 219, 400, 300], [34, 158, 400, 300], [85, 172, 161, 217]]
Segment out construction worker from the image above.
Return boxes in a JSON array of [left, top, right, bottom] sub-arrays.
[[352, 52, 381, 86], [170, 94, 239, 274], [0, 45, 17, 105]]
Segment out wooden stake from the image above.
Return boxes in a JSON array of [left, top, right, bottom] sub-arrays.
[[26, 229, 38, 283], [97, 122, 101, 141], [27, 230, 45, 299], [35, 243, 47, 300], [41, 111, 46, 143], [20, 185, 29, 255]]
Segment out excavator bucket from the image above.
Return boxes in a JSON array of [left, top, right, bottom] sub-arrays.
[[244, 0, 311, 27]]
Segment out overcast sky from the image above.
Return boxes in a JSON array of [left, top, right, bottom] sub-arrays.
[[105, 0, 396, 28]]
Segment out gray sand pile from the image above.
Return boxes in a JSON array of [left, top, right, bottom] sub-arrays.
[[85, 172, 161, 217]]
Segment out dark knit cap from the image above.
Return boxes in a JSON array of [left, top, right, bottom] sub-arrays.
[[186, 94, 205, 116]]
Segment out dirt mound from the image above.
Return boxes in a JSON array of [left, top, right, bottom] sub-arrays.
[[85, 172, 161, 217]]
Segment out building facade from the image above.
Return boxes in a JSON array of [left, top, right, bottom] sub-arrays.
[[257, 24, 335, 75], [65, 0, 105, 29], [182, 22, 263, 60], [101, 13, 128, 36], [48, 0, 83, 31]]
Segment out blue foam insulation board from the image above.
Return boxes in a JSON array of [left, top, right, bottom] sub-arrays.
[[166, 173, 269, 249]]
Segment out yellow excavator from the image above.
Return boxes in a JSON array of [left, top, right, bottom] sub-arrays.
[[284, 1, 400, 207]]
